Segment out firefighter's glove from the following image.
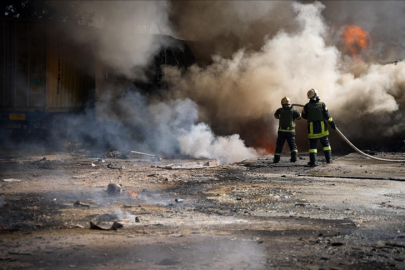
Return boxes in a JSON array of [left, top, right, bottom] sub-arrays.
[[329, 121, 336, 130]]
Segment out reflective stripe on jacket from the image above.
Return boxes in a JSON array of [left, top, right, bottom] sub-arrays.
[[302, 100, 333, 139]]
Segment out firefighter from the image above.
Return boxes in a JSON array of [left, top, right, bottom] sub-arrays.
[[301, 88, 336, 166], [273, 97, 302, 163]]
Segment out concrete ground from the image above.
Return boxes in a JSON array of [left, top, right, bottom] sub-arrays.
[[0, 148, 405, 270]]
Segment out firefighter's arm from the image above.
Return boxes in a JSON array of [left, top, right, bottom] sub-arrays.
[[294, 110, 302, 120], [327, 117, 336, 130], [274, 108, 281, 119], [323, 104, 336, 130], [301, 105, 308, 119]]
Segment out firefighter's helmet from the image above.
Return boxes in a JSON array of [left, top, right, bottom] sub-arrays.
[[281, 97, 291, 105], [307, 88, 318, 99]]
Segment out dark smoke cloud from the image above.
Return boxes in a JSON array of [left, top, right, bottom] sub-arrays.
[[31, 0, 405, 162], [166, 1, 405, 151], [169, 1, 298, 62]]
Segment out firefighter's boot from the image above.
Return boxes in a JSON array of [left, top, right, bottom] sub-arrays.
[[307, 153, 317, 167], [290, 151, 297, 162], [273, 155, 280, 164], [325, 150, 332, 163]]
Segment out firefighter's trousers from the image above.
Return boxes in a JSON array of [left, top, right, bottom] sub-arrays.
[[274, 132, 297, 163], [308, 136, 332, 164]]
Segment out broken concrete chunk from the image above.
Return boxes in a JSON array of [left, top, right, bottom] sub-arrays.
[[89, 221, 123, 231], [110, 221, 124, 230], [107, 183, 122, 196]]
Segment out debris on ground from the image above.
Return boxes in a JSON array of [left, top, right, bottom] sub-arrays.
[[2, 179, 21, 182], [106, 183, 122, 196], [89, 221, 123, 231], [130, 150, 161, 162], [104, 150, 128, 159], [73, 200, 90, 208], [1, 150, 405, 269]]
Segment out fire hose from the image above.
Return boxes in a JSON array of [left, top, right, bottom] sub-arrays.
[[292, 104, 405, 163]]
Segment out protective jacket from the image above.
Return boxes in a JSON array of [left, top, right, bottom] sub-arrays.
[[274, 106, 301, 134], [273, 105, 301, 163], [302, 98, 334, 139]]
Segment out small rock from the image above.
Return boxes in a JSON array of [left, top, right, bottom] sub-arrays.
[[107, 183, 122, 196]]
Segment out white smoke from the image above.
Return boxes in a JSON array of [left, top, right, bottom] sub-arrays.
[[166, 1, 405, 149], [55, 1, 405, 158], [178, 123, 257, 164], [146, 98, 258, 164], [84, 86, 258, 164]]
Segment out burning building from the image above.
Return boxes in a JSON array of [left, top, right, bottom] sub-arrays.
[[2, 1, 405, 162]]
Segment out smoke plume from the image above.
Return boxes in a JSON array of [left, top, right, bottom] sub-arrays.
[[165, 1, 405, 151], [43, 0, 405, 162], [72, 1, 172, 79]]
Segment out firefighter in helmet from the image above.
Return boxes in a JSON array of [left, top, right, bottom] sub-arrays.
[[273, 97, 302, 163], [301, 88, 336, 166]]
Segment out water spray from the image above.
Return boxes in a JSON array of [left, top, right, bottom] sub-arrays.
[[292, 104, 405, 163]]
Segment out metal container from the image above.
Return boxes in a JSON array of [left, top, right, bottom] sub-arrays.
[[0, 19, 94, 133]]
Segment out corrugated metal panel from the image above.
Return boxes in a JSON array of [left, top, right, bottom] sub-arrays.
[[28, 22, 46, 108], [0, 20, 46, 111], [0, 20, 94, 113], [46, 26, 94, 112]]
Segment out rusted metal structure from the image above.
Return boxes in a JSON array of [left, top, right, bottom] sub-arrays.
[[0, 19, 94, 134], [0, 19, 195, 135]]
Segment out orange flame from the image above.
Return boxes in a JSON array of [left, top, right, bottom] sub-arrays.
[[127, 191, 139, 197], [254, 137, 276, 155], [342, 25, 370, 55]]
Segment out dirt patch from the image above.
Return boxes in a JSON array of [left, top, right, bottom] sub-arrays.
[[1, 150, 405, 269]]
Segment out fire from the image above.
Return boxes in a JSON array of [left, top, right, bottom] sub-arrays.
[[254, 137, 276, 154], [342, 25, 370, 55], [127, 191, 139, 197]]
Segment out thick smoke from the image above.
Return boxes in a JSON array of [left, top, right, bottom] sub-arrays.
[[170, 1, 298, 62], [45, 1, 405, 161], [52, 0, 258, 163], [73, 1, 172, 79], [165, 1, 405, 150], [60, 91, 256, 164]]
